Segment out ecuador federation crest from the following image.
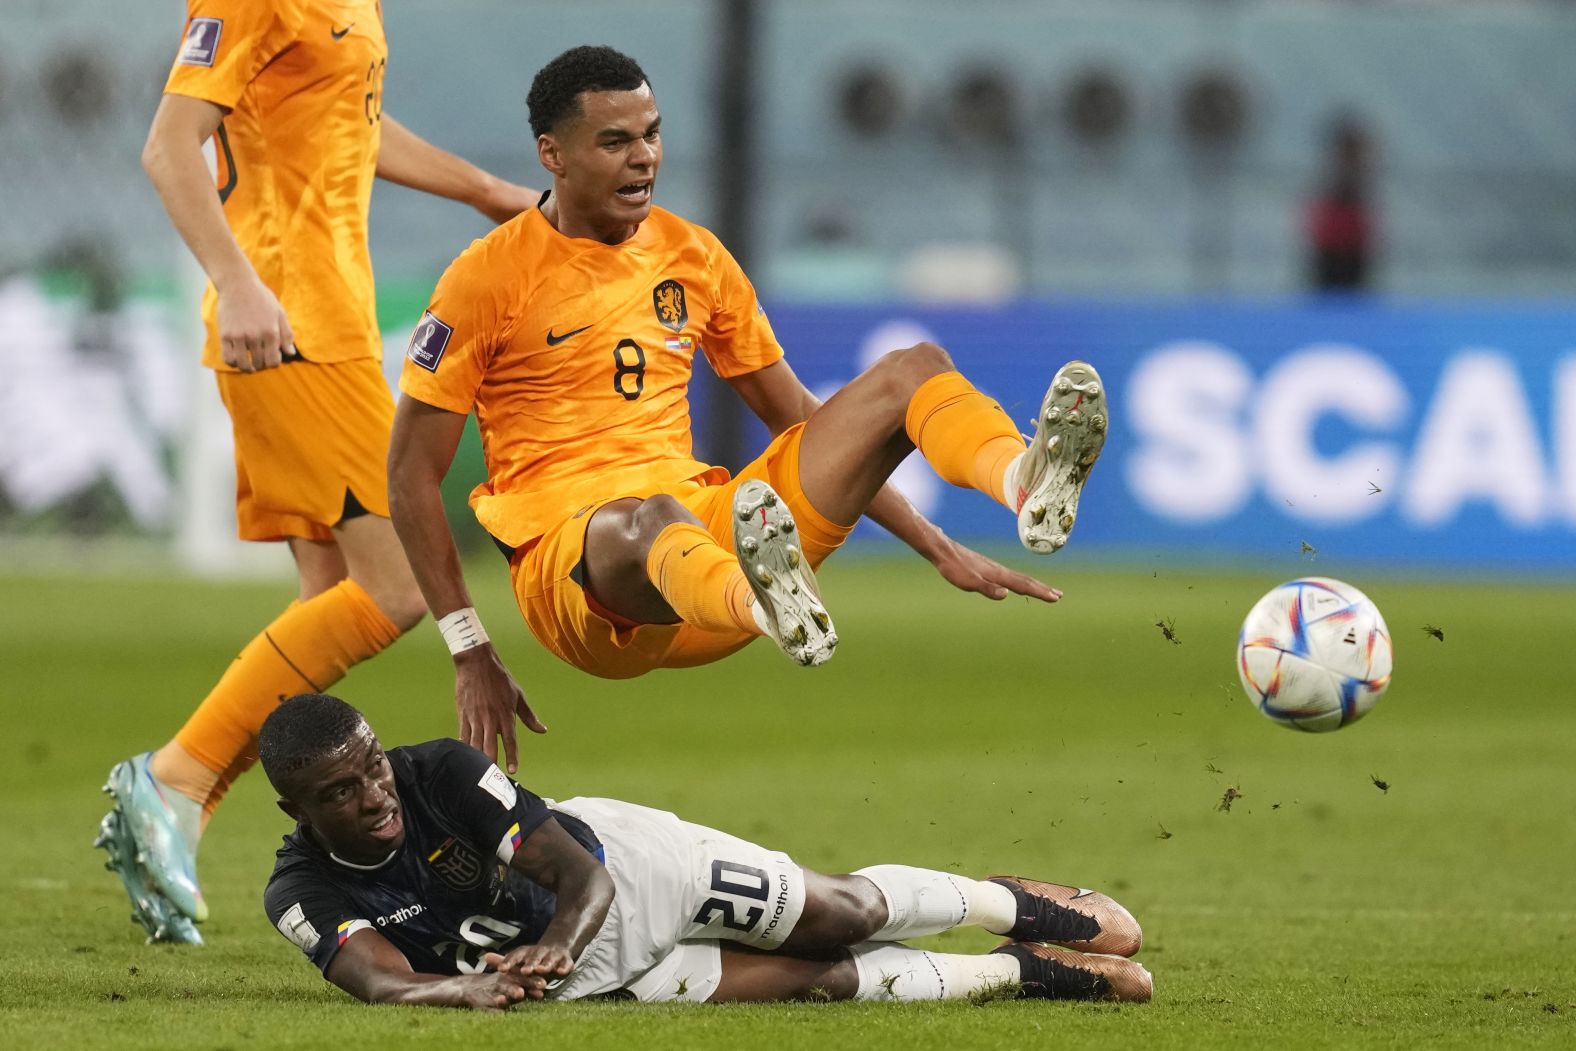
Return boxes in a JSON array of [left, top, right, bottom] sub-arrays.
[[653, 279, 688, 332], [426, 836, 485, 890]]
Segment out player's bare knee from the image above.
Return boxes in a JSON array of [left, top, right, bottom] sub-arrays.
[[884, 342, 954, 393], [379, 580, 428, 633], [630, 494, 700, 547], [809, 956, 859, 1001], [800, 874, 886, 945], [865, 342, 955, 411], [587, 496, 698, 579], [365, 558, 428, 631], [897, 341, 954, 377], [845, 888, 887, 943], [353, 575, 426, 632], [585, 500, 646, 577], [837, 877, 887, 943]]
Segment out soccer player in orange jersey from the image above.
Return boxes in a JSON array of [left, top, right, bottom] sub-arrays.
[[95, 0, 539, 944], [388, 47, 1108, 773]]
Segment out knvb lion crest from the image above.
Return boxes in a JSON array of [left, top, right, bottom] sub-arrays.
[[653, 279, 688, 332]]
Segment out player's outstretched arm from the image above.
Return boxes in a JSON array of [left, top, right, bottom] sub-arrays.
[[485, 818, 615, 985], [865, 484, 1061, 604], [326, 927, 535, 1010], [388, 395, 547, 773], [142, 93, 295, 372], [729, 362, 1060, 604], [377, 115, 539, 224]]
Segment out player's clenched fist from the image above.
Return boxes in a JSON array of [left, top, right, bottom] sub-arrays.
[[458, 970, 534, 1011], [217, 277, 297, 372], [484, 945, 575, 992]]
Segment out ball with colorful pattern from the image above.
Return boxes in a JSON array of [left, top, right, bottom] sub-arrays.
[[1236, 577, 1393, 732]]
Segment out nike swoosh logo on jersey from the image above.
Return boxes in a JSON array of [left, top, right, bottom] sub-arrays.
[[546, 325, 592, 346], [680, 546, 701, 557], [331, 24, 355, 39]]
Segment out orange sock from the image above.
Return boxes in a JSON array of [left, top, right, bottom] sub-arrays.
[[904, 371, 1026, 510], [153, 578, 403, 820], [645, 522, 760, 636]]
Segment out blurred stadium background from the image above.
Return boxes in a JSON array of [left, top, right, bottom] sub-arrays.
[[7, 0, 1576, 574], [5, 3, 1576, 1045]]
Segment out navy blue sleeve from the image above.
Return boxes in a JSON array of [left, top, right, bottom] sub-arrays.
[[411, 740, 555, 864], [263, 862, 370, 976]]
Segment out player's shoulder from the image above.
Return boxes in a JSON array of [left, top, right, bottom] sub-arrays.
[[646, 206, 727, 255], [272, 0, 312, 24], [439, 208, 547, 284], [255, 0, 311, 26], [391, 738, 491, 785], [643, 208, 743, 291], [393, 737, 476, 765], [263, 831, 330, 908], [396, 739, 526, 821], [197, 0, 310, 30]]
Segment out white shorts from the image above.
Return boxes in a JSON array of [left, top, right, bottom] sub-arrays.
[[545, 797, 807, 1003]]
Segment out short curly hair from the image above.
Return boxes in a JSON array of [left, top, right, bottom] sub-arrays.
[[527, 45, 650, 138], [258, 693, 368, 795]]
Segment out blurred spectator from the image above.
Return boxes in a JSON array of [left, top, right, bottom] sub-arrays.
[[1305, 114, 1377, 291], [764, 207, 892, 302]]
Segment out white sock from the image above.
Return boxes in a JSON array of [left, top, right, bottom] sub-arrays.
[[1000, 451, 1028, 512], [749, 594, 771, 635], [968, 878, 1019, 936], [850, 943, 1020, 1002], [855, 865, 1015, 939]]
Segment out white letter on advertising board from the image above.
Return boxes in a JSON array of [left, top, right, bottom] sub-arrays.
[[1255, 346, 1406, 524], [1127, 341, 1253, 523], [1405, 351, 1548, 527]]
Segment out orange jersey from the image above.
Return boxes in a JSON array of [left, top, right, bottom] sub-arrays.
[[164, 0, 387, 369], [400, 205, 784, 548]]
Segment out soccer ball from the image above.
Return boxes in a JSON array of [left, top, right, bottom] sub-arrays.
[[1236, 577, 1393, 732]]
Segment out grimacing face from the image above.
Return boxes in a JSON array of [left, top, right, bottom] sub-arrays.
[[279, 723, 405, 865], [539, 81, 662, 242]]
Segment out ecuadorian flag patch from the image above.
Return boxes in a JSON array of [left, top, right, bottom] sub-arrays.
[[337, 919, 372, 945], [496, 821, 523, 863]]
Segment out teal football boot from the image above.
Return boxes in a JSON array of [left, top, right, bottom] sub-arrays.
[[95, 806, 203, 944], [96, 754, 208, 931]]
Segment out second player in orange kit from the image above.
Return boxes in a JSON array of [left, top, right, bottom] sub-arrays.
[[97, 0, 540, 944]]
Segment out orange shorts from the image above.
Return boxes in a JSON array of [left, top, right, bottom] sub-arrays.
[[215, 359, 394, 542], [511, 423, 854, 679]]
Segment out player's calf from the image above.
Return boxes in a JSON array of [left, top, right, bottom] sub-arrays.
[[732, 480, 836, 667], [1009, 360, 1108, 554]]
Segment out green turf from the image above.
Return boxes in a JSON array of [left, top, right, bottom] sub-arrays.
[[1, 554, 1572, 1049]]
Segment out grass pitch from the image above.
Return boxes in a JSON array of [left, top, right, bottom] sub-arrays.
[[1, 552, 1572, 1049]]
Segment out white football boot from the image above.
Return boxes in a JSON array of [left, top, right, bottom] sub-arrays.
[[732, 480, 837, 667], [1009, 360, 1108, 554]]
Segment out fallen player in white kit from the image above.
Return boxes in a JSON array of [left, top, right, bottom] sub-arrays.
[[258, 694, 1152, 1009]]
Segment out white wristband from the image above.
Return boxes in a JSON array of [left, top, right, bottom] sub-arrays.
[[437, 607, 490, 655]]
